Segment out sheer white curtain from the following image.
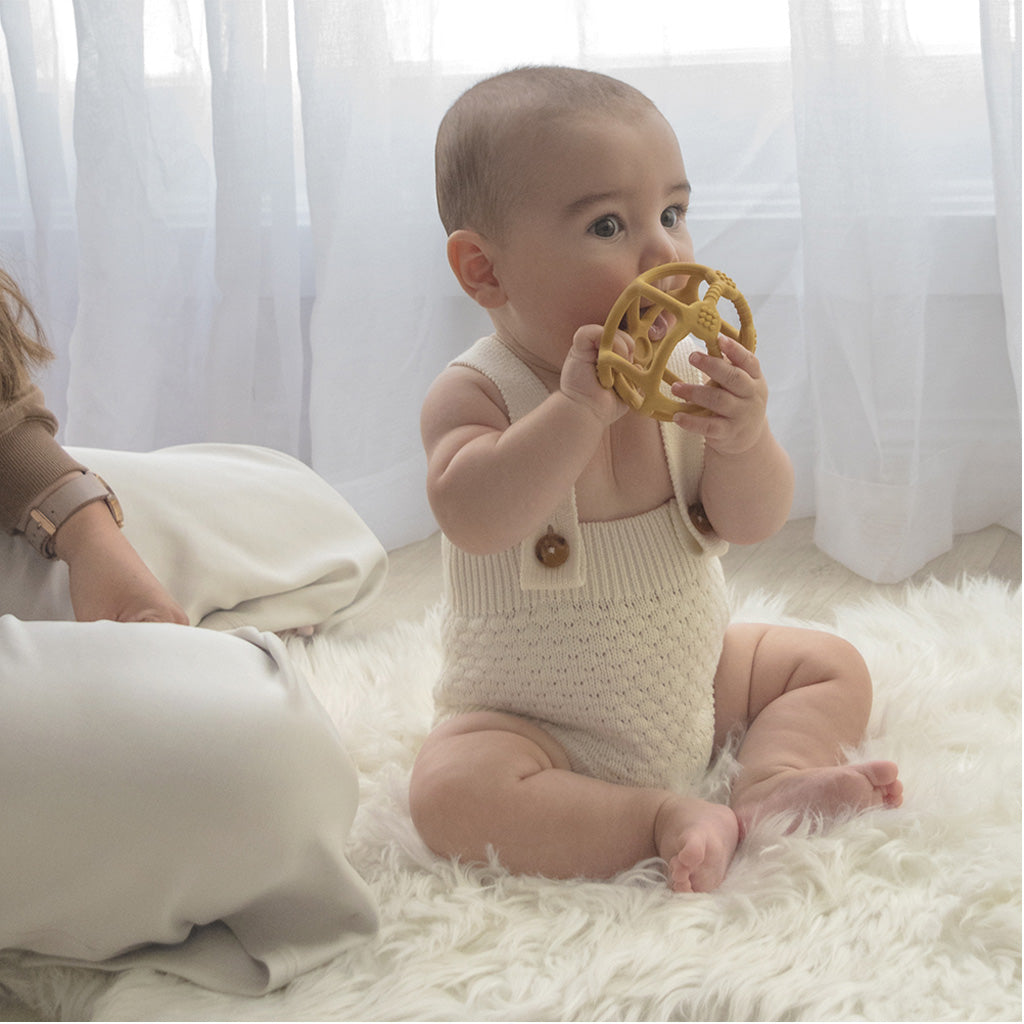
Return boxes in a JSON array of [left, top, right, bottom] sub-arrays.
[[790, 0, 1020, 580], [1, 0, 1019, 576]]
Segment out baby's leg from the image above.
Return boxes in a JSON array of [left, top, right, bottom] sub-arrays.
[[714, 624, 903, 835], [410, 711, 738, 893]]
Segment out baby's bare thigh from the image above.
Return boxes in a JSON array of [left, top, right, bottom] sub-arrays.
[[420, 710, 574, 772]]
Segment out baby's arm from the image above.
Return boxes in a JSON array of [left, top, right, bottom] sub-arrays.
[[671, 336, 793, 544], [422, 326, 629, 555]]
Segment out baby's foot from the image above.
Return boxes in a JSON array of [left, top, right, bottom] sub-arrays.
[[732, 760, 903, 836], [653, 795, 739, 893]]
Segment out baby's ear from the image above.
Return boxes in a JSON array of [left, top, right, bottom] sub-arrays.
[[446, 230, 506, 309]]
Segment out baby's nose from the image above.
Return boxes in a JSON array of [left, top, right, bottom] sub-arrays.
[[641, 230, 683, 273]]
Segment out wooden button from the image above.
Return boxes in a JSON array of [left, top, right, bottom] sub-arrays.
[[535, 527, 570, 567], [687, 502, 714, 535]]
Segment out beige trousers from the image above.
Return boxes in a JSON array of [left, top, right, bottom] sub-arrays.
[[0, 444, 387, 993]]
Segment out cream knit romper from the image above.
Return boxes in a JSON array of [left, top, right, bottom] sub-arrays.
[[434, 335, 732, 792]]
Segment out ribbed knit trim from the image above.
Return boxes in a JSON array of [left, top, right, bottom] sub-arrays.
[[444, 499, 715, 616], [0, 385, 84, 532]]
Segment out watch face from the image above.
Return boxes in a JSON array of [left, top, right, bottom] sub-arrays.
[[107, 493, 125, 528], [27, 507, 59, 558], [22, 472, 124, 558], [28, 506, 58, 537], [95, 476, 125, 528]]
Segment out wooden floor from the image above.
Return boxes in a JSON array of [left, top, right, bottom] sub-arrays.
[[351, 518, 1021, 634], [2, 519, 1018, 1022], [720, 518, 1021, 618]]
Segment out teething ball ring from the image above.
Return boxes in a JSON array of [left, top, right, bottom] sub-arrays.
[[596, 263, 756, 421]]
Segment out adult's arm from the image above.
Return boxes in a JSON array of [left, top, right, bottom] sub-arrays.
[[0, 381, 85, 535]]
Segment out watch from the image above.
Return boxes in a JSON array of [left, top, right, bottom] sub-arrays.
[[19, 470, 124, 559]]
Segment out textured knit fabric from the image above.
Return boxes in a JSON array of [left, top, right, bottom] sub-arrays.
[[434, 334, 731, 792]]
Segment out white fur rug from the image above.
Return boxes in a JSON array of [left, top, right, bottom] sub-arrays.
[[3, 577, 1021, 1021]]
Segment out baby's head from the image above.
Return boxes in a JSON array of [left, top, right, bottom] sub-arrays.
[[436, 66, 660, 241], [437, 67, 692, 364]]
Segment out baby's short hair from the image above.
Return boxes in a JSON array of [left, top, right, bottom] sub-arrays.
[[435, 66, 656, 238]]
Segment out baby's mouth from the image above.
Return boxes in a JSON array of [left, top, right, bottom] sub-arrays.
[[647, 311, 670, 342], [621, 307, 671, 342]]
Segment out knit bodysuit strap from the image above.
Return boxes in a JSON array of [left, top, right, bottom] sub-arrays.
[[449, 335, 586, 590]]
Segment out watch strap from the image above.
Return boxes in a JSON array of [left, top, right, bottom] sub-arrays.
[[19, 470, 124, 559]]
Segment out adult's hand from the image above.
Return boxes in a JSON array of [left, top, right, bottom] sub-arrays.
[[56, 500, 189, 624]]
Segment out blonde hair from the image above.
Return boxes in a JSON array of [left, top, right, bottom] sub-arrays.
[[435, 66, 656, 238], [0, 267, 53, 403]]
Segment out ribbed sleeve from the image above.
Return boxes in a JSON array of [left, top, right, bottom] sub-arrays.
[[0, 383, 85, 533]]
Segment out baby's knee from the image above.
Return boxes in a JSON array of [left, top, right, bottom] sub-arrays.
[[408, 735, 476, 855], [800, 630, 872, 702], [409, 716, 557, 858], [821, 631, 869, 679]]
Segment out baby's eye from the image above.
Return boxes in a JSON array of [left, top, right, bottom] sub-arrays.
[[661, 205, 686, 228], [589, 215, 623, 239]]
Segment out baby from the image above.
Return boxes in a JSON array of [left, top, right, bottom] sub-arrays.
[[410, 66, 902, 893]]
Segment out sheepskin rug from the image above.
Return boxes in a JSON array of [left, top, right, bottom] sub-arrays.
[[2, 576, 1020, 1021]]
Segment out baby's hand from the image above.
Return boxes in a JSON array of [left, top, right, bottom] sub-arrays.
[[670, 335, 768, 455], [560, 324, 633, 425]]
